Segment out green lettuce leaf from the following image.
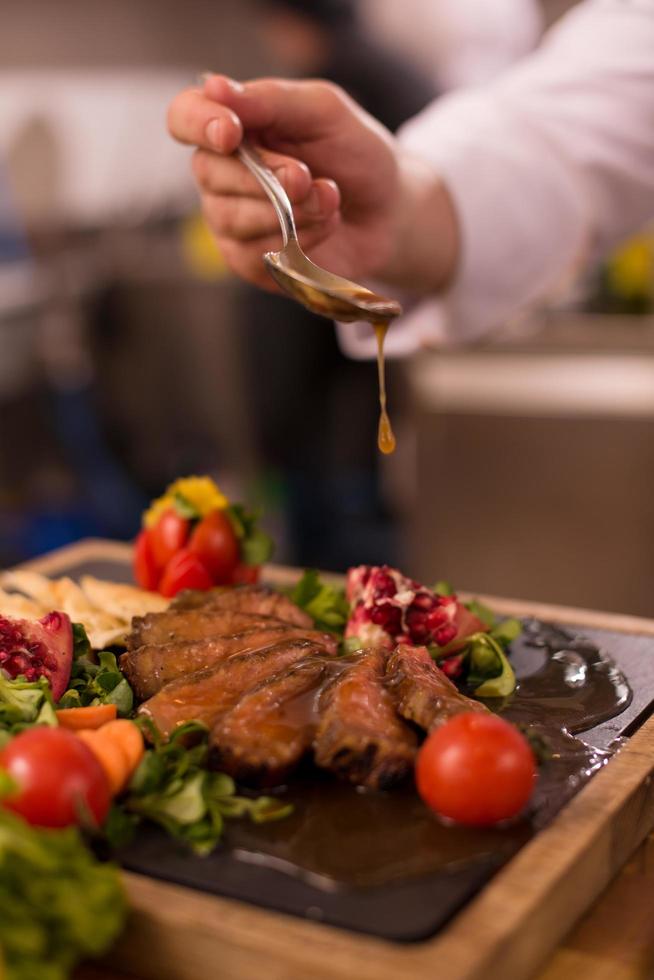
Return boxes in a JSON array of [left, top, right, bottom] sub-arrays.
[[0, 808, 125, 980], [0, 675, 57, 736], [466, 633, 517, 698], [108, 722, 292, 856], [57, 627, 134, 716], [290, 570, 349, 633]]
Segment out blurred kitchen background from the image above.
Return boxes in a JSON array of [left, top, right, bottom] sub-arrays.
[[1, 0, 653, 614]]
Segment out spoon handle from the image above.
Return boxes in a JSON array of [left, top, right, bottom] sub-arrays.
[[237, 141, 298, 247]]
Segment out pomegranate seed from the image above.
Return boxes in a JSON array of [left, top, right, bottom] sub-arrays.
[[406, 608, 431, 643], [370, 603, 402, 635], [440, 654, 464, 678], [426, 608, 448, 631], [396, 633, 415, 645], [433, 624, 458, 647], [370, 569, 396, 598], [411, 593, 435, 611]]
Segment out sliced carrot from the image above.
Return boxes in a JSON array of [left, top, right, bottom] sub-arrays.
[[78, 729, 128, 795], [99, 720, 145, 775], [56, 704, 118, 730]]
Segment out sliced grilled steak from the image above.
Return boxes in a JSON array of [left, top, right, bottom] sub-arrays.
[[138, 639, 322, 738], [121, 625, 338, 700], [172, 585, 313, 629], [127, 609, 286, 651], [210, 657, 331, 786], [314, 648, 417, 790], [385, 644, 488, 731]]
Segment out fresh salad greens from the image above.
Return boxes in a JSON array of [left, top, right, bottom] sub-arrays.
[[0, 807, 125, 980], [441, 597, 522, 698], [56, 624, 134, 716], [0, 675, 57, 743], [290, 569, 349, 634], [106, 721, 292, 856], [458, 633, 517, 698], [0, 624, 134, 745]]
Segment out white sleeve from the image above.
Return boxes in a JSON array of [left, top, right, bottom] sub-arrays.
[[338, 0, 654, 358]]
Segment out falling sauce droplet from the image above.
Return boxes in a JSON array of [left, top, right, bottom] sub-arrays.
[[374, 322, 396, 455]]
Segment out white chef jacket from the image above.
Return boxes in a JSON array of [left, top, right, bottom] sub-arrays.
[[338, 0, 654, 359]]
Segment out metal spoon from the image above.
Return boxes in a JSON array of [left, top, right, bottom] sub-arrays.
[[238, 141, 402, 325]]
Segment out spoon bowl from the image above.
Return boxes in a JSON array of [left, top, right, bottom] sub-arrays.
[[264, 240, 402, 324], [238, 142, 402, 325]]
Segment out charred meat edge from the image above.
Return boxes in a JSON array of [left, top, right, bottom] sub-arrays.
[[314, 647, 417, 791]]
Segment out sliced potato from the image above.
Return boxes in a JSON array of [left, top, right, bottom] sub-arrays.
[[84, 623, 130, 650], [0, 570, 60, 606], [80, 576, 167, 620], [0, 588, 46, 619], [0, 570, 168, 651]]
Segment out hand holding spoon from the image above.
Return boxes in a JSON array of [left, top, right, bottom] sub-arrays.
[[237, 141, 402, 326], [237, 141, 401, 452]]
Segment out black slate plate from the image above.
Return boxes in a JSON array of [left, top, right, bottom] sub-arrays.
[[61, 557, 654, 942]]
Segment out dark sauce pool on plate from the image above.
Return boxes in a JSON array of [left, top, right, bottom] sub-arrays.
[[223, 619, 632, 889], [117, 618, 643, 941]]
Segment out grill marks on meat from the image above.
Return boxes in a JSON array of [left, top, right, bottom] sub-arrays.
[[385, 644, 488, 731], [139, 640, 321, 739], [210, 658, 331, 786], [121, 625, 338, 700], [314, 649, 417, 790], [172, 585, 313, 629]]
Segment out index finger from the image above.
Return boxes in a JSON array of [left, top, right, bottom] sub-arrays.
[[203, 74, 347, 138], [167, 86, 244, 153]]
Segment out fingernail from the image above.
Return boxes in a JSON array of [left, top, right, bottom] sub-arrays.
[[206, 119, 223, 149], [224, 77, 245, 93], [304, 189, 322, 216]]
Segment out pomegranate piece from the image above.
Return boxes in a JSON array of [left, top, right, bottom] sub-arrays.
[[0, 611, 73, 701], [345, 565, 487, 653]]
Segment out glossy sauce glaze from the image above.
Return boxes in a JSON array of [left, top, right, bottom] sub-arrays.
[[225, 620, 632, 889]]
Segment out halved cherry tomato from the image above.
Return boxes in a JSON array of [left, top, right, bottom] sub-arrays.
[[134, 529, 159, 591], [416, 713, 536, 827], [159, 547, 214, 598], [149, 508, 190, 571], [230, 562, 260, 585], [188, 510, 239, 583], [0, 727, 110, 828]]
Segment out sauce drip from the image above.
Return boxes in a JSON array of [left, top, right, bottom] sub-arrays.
[[374, 322, 396, 454]]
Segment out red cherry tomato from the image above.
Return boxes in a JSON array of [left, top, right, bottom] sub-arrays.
[[0, 728, 111, 829], [230, 562, 260, 585], [133, 529, 159, 591], [149, 508, 190, 571], [159, 547, 214, 598], [416, 713, 536, 827], [188, 510, 239, 583]]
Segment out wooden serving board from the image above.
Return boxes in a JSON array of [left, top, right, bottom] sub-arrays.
[[21, 539, 654, 980]]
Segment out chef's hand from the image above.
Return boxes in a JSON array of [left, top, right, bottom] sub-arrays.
[[167, 74, 458, 294]]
